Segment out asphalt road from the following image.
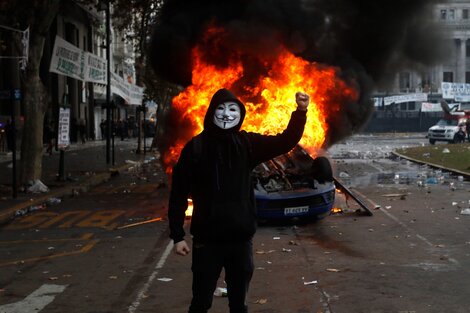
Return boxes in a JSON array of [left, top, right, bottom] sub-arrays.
[[1, 133, 470, 313]]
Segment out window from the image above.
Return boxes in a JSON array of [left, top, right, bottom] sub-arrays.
[[443, 71, 454, 82], [400, 103, 408, 111], [449, 9, 455, 20], [466, 71, 470, 83], [441, 9, 447, 19], [463, 9, 469, 19], [421, 72, 431, 90], [408, 102, 416, 111], [399, 72, 411, 91]]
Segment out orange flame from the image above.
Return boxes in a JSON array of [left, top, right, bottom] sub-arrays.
[[163, 26, 358, 173]]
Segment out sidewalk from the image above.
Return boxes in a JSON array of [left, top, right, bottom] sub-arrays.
[[0, 137, 155, 224]]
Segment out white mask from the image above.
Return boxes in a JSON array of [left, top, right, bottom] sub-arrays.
[[213, 101, 241, 129]]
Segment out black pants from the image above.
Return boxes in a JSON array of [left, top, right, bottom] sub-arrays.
[[188, 240, 253, 313]]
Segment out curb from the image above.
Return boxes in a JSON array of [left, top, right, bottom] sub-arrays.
[[391, 151, 470, 179], [0, 162, 136, 225]]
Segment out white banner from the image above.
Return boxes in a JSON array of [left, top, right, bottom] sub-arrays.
[[111, 72, 144, 105], [49, 36, 85, 81], [441, 82, 470, 99], [421, 102, 442, 112], [49, 36, 144, 105], [84, 52, 107, 84], [383, 93, 428, 105], [58, 107, 70, 148]]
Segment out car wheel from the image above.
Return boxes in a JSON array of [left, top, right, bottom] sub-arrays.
[[429, 139, 436, 145], [311, 156, 333, 183]]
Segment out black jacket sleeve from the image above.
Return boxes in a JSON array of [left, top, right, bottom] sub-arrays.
[[168, 142, 192, 243], [247, 109, 307, 166]]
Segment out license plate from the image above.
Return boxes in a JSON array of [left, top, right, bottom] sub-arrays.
[[284, 206, 309, 215]]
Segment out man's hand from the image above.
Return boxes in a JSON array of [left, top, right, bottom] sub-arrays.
[[174, 240, 191, 256], [295, 92, 309, 111]]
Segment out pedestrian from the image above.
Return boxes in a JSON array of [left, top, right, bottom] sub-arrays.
[[100, 119, 107, 140], [44, 122, 55, 155], [168, 88, 309, 313], [78, 119, 87, 144], [466, 118, 470, 143]]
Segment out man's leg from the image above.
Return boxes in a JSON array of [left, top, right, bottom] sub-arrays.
[[224, 241, 254, 313], [189, 243, 223, 313]]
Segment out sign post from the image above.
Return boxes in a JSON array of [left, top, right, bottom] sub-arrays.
[[57, 87, 70, 181]]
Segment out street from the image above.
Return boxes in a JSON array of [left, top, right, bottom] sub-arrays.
[[1, 133, 470, 313]]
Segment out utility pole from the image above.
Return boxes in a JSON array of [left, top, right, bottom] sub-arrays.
[[98, 0, 112, 164], [105, 0, 111, 165]]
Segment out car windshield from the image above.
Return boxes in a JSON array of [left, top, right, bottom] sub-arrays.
[[436, 119, 459, 126]]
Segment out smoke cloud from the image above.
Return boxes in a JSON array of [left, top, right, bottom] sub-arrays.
[[150, 0, 446, 146]]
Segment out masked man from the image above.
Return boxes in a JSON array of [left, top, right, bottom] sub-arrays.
[[168, 88, 309, 313]]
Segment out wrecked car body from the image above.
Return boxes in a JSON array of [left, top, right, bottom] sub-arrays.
[[253, 146, 335, 220]]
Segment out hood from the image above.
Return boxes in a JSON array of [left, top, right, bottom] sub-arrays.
[[203, 88, 246, 133]]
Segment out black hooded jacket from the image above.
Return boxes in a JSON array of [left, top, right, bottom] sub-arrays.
[[168, 88, 307, 243]]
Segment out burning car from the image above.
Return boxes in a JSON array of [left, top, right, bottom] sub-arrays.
[[253, 146, 335, 220]]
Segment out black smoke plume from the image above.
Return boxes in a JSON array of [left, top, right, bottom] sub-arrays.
[[150, 0, 446, 147]]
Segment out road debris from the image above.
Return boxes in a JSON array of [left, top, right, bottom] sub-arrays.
[[27, 179, 49, 193], [157, 277, 173, 282], [326, 268, 341, 272], [253, 298, 268, 304], [214, 287, 227, 297], [460, 208, 470, 215], [303, 280, 318, 285], [116, 217, 163, 229]]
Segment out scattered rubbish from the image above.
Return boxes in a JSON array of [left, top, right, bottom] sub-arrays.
[[27, 180, 49, 193], [49, 277, 59, 281], [256, 250, 276, 254], [47, 247, 55, 250], [157, 277, 173, 282], [458, 176, 464, 182], [253, 298, 268, 304], [452, 202, 458, 206], [288, 240, 298, 246], [426, 177, 438, 185], [47, 197, 62, 205], [62, 274, 72, 278], [15, 204, 45, 217], [374, 205, 381, 210], [449, 182, 456, 191], [382, 193, 407, 198], [460, 208, 470, 215], [326, 268, 340, 272], [214, 287, 227, 297], [116, 217, 163, 230], [125, 160, 139, 165], [339, 172, 350, 178], [282, 248, 292, 253], [442, 148, 450, 154], [422, 152, 431, 157], [303, 280, 318, 285], [273, 237, 280, 240], [385, 206, 392, 210], [109, 276, 118, 279]]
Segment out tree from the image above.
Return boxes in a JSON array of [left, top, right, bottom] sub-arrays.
[[0, 0, 61, 184], [111, 0, 179, 152]]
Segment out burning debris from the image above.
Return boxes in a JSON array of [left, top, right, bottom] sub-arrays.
[[151, 0, 446, 172]]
